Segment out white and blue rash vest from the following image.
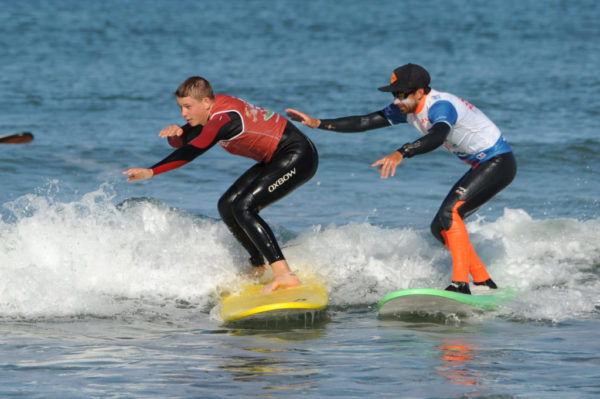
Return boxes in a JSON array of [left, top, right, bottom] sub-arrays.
[[383, 89, 512, 165]]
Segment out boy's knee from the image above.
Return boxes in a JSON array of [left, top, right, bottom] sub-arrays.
[[230, 195, 254, 223], [217, 194, 234, 218]]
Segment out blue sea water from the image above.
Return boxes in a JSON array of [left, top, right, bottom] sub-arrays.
[[1, 0, 599, 397]]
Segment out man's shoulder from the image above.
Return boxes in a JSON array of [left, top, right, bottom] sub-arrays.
[[427, 92, 459, 125], [427, 89, 457, 103]]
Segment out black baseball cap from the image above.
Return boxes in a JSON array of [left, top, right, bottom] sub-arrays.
[[377, 63, 431, 92]]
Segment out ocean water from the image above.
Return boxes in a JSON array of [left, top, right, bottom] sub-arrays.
[[1, 0, 599, 397]]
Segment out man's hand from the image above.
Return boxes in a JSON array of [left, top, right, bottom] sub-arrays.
[[371, 151, 404, 179], [122, 168, 154, 182], [285, 108, 320, 129], [158, 125, 184, 138]]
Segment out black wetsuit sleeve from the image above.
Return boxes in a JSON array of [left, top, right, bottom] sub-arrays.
[[150, 112, 243, 175], [318, 110, 391, 133], [397, 122, 451, 158]]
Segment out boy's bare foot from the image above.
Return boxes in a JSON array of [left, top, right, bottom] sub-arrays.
[[260, 272, 301, 294], [259, 259, 301, 293]]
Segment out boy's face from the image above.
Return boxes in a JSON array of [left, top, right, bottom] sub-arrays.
[[176, 96, 212, 126]]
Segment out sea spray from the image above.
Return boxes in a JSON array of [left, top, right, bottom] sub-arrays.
[[0, 185, 239, 318], [1, 186, 599, 322]]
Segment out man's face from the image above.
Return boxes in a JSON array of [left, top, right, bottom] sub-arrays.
[[393, 88, 424, 114], [176, 96, 212, 126]]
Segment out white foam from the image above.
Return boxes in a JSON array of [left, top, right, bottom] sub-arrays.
[[465, 209, 600, 321], [1, 186, 599, 323], [0, 184, 240, 319]]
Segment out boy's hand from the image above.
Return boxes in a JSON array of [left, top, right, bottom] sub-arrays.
[[122, 168, 154, 182], [159, 125, 184, 138]]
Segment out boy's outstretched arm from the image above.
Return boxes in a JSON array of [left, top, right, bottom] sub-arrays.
[[122, 168, 154, 181]]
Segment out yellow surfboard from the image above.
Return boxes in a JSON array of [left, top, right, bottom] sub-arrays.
[[220, 278, 328, 322]]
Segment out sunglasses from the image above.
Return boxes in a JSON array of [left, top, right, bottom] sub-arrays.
[[392, 90, 414, 100]]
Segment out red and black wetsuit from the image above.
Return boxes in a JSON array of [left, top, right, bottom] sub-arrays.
[[150, 95, 318, 266]]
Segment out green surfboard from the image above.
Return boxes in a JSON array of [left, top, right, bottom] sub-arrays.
[[377, 288, 514, 316]]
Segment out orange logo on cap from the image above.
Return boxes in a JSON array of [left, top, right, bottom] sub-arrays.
[[390, 73, 398, 84]]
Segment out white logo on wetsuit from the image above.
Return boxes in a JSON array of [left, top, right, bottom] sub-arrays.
[[455, 186, 467, 197], [268, 168, 297, 192]]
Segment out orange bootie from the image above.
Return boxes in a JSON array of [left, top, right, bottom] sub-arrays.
[[466, 243, 491, 284], [440, 201, 492, 284]]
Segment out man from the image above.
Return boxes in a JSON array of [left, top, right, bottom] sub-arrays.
[[286, 63, 516, 294], [124, 77, 318, 293]]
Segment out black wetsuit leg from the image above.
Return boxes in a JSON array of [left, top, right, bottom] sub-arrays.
[[218, 122, 318, 266], [431, 152, 517, 243]]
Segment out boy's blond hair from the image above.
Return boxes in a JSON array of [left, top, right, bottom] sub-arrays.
[[174, 77, 214, 100]]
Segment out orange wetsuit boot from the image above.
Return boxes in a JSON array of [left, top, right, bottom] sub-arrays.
[[468, 245, 497, 289], [441, 223, 471, 295], [441, 201, 495, 294]]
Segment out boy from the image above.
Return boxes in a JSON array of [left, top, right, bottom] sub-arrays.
[[124, 77, 318, 293]]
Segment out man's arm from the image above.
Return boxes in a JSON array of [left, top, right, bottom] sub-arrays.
[[397, 122, 451, 158], [286, 108, 391, 132], [371, 122, 451, 179], [318, 111, 391, 132]]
